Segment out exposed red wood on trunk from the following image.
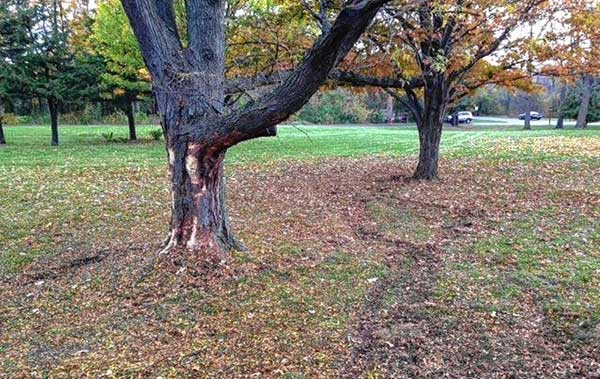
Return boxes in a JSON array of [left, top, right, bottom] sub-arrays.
[[162, 137, 243, 256]]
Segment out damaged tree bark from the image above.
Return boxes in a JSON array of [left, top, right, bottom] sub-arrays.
[[121, 0, 389, 255]]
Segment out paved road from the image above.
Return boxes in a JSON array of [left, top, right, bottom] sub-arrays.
[[474, 116, 600, 127]]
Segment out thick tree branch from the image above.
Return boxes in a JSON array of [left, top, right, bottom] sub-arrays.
[[224, 69, 423, 95], [331, 70, 423, 90], [121, 0, 183, 80], [191, 0, 391, 148], [186, 0, 226, 72]]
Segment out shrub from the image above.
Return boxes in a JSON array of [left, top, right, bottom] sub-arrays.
[[149, 129, 163, 141], [15, 114, 49, 125], [298, 89, 375, 124], [104, 111, 127, 125], [102, 132, 115, 142], [368, 110, 386, 124], [102, 131, 129, 143], [135, 111, 157, 125], [1, 113, 18, 125]]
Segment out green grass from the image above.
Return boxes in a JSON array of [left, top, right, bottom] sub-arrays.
[[436, 205, 600, 340], [0, 123, 598, 274], [1, 123, 599, 168], [1, 123, 599, 376]]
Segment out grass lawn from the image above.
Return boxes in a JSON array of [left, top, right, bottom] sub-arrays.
[[0, 123, 599, 377]]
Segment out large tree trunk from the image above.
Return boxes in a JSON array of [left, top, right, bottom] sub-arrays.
[[576, 75, 593, 129], [0, 101, 6, 145], [413, 79, 447, 180], [414, 120, 443, 180], [162, 138, 243, 254], [556, 84, 567, 129], [126, 99, 137, 141], [153, 0, 240, 256], [48, 97, 59, 146], [121, 0, 387, 257]]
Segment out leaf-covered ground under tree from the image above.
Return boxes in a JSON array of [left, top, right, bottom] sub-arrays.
[[0, 125, 599, 378]]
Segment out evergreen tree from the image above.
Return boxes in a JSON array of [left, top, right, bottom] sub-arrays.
[[11, 0, 101, 145], [0, 0, 36, 145], [92, 0, 151, 141]]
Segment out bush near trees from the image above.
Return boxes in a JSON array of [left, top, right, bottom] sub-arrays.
[[298, 89, 379, 124]]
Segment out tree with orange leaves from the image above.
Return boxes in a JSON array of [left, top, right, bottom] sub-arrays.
[[541, 0, 600, 129], [331, 0, 551, 180]]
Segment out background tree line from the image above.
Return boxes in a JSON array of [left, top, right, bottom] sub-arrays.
[[1, 0, 599, 148], [1, 0, 598, 180]]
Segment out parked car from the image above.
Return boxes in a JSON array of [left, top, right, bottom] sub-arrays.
[[445, 111, 474, 124], [519, 111, 543, 120]]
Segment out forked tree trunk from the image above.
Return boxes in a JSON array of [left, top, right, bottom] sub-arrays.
[[556, 84, 567, 129], [162, 132, 244, 254], [126, 99, 137, 141], [576, 75, 593, 129], [121, 0, 387, 257], [48, 97, 59, 146]]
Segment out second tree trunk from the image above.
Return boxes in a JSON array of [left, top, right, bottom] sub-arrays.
[[126, 99, 137, 141], [576, 75, 593, 129], [48, 97, 59, 146], [413, 79, 446, 181], [414, 120, 443, 180]]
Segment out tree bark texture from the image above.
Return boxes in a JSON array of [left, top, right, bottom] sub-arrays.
[[412, 76, 449, 180], [48, 96, 59, 146], [556, 84, 567, 129], [576, 75, 593, 129], [126, 99, 137, 141], [121, 0, 389, 255]]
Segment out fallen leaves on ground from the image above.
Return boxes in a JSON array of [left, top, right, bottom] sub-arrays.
[[1, 154, 599, 378]]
